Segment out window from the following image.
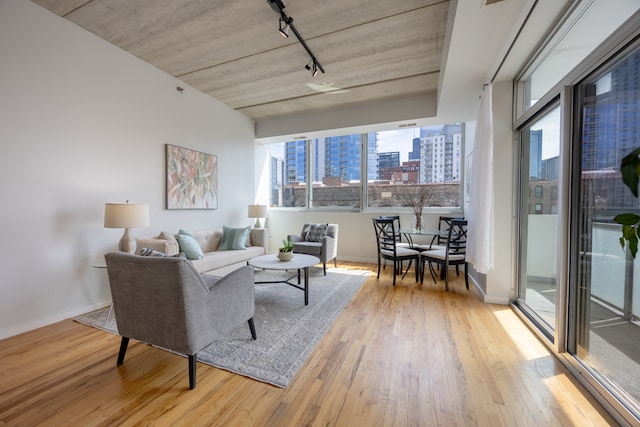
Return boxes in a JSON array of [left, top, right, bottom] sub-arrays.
[[269, 124, 463, 210], [535, 185, 543, 198], [516, 0, 639, 116], [269, 141, 307, 208]]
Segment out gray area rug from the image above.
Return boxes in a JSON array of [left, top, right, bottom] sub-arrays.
[[73, 267, 368, 388]]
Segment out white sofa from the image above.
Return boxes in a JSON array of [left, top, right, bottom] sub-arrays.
[[136, 228, 267, 276]]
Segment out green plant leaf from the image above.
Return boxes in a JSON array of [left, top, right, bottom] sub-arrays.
[[613, 213, 640, 226], [630, 235, 638, 258], [620, 147, 640, 197]]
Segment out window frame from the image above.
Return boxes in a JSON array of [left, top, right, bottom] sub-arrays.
[[268, 126, 466, 215]]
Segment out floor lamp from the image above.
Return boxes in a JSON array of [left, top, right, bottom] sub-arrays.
[[104, 202, 150, 254]]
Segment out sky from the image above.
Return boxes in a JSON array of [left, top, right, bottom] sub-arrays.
[[376, 128, 422, 163], [530, 105, 561, 160]]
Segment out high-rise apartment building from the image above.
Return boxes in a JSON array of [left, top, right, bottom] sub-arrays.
[[418, 124, 462, 183], [323, 133, 377, 181]]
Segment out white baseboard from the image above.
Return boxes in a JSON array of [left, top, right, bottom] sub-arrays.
[[483, 295, 510, 305], [468, 275, 510, 305], [0, 300, 111, 341]]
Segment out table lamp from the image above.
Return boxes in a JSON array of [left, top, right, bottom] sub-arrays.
[[247, 204, 268, 228], [104, 202, 150, 253]]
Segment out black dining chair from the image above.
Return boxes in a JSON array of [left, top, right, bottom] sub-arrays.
[[379, 215, 411, 272], [420, 219, 468, 291], [372, 217, 420, 286], [426, 216, 464, 250]]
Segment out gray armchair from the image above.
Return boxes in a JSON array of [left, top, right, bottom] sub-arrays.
[[287, 223, 339, 275], [104, 252, 256, 389]]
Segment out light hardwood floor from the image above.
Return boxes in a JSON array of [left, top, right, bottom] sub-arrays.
[[0, 262, 617, 426]]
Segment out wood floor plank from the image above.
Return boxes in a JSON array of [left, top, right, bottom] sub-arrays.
[[0, 262, 618, 426]]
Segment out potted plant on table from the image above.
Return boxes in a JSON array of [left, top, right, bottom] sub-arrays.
[[277, 238, 295, 261]]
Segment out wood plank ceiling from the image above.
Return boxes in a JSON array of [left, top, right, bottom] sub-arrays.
[[32, 0, 449, 122]]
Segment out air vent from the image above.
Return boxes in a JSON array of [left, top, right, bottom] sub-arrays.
[[398, 123, 417, 128]]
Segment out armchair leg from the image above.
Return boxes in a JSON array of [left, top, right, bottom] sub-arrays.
[[117, 337, 129, 365], [188, 354, 197, 389], [334, 258, 337, 268], [323, 262, 326, 275], [248, 318, 257, 340]]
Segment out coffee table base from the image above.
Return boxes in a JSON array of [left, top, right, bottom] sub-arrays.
[[247, 254, 320, 306], [254, 268, 310, 305]]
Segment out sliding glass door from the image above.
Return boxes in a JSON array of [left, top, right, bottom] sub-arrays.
[[571, 42, 640, 415], [517, 105, 562, 338]]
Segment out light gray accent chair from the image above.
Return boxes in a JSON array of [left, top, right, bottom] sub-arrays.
[[287, 223, 339, 275], [104, 252, 256, 390]]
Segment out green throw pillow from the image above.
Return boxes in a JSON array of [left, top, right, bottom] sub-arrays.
[[176, 230, 204, 260], [219, 226, 250, 250]]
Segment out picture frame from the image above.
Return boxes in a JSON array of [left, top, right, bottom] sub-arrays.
[[165, 144, 218, 210]]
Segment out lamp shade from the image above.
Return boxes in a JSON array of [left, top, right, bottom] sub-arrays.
[[104, 203, 150, 228], [247, 204, 268, 229], [247, 204, 268, 219]]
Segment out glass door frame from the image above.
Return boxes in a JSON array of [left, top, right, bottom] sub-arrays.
[[515, 98, 568, 348]]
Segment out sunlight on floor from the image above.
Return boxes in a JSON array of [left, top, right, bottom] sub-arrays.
[[492, 307, 551, 361], [542, 372, 610, 425], [328, 267, 374, 277]]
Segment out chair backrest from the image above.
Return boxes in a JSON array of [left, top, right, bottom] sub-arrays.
[[379, 216, 402, 242], [434, 215, 464, 246], [446, 219, 468, 257], [372, 217, 399, 256], [105, 252, 210, 354]]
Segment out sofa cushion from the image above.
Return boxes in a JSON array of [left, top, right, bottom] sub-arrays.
[[305, 223, 328, 242], [219, 226, 250, 250], [190, 245, 264, 273], [177, 230, 204, 260], [292, 241, 323, 256], [189, 229, 223, 252], [157, 231, 177, 243]]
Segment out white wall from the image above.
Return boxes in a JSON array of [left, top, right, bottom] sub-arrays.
[[0, 1, 256, 339]]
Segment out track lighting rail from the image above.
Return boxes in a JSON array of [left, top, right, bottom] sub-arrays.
[[267, 0, 325, 76]]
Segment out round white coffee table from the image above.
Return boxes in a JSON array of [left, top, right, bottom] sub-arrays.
[[247, 254, 320, 305]]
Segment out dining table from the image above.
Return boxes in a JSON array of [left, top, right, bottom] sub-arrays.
[[398, 228, 447, 250]]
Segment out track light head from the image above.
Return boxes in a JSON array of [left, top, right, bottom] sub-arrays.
[[305, 60, 319, 77], [279, 17, 291, 38]]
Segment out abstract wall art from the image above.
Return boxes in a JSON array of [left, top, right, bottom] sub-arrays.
[[166, 144, 218, 209]]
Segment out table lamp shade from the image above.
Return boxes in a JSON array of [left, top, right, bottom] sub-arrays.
[[104, 203, 149, 253], [247, 204, 268, 228]]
